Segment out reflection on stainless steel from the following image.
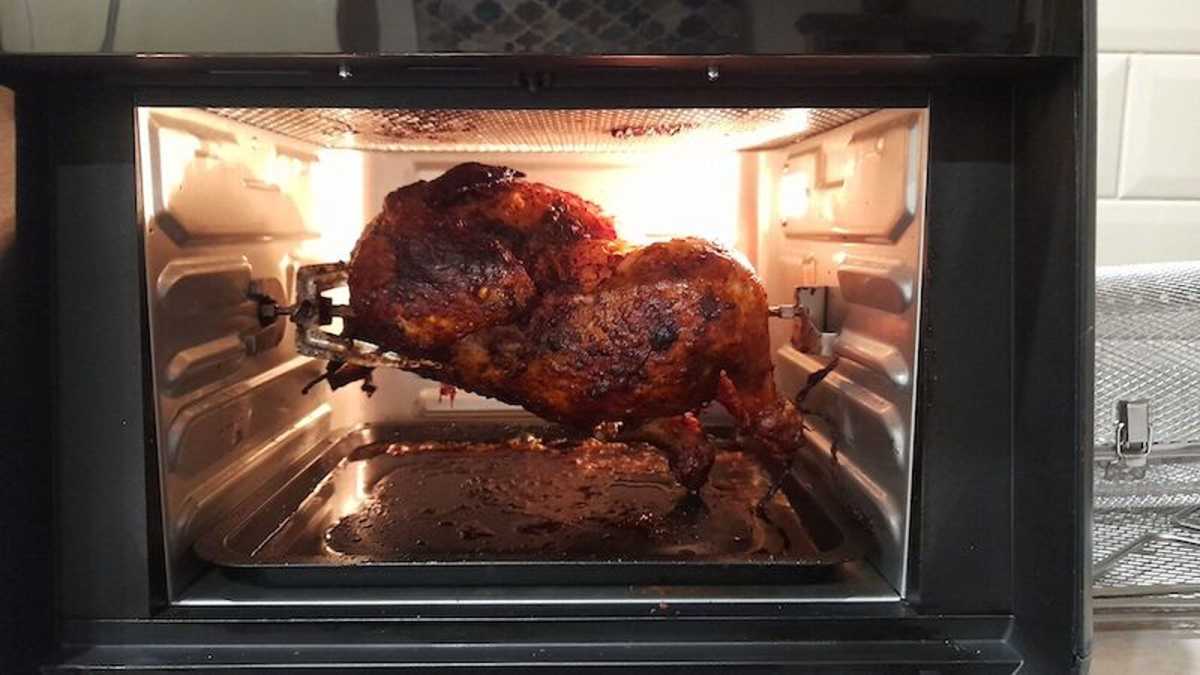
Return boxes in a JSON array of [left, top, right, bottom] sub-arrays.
[[141, 103, 338, 597], [802, 420, 901, 545], [780, 346, 908, 586], [181, 403, 333, 544], [833, 330, 911, 388], [300, 440, 805, 561], [253, 439, 404, 559], [0, 4, 1044, 56], [160, 358, 332, 594], [768, 109, 927, 596], [783, 114, 920, 244]]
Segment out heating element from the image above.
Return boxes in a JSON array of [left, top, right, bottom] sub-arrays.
[[209, 107, 875, 153]]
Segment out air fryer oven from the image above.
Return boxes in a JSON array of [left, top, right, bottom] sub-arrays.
[[0, 2, 1093, 673]]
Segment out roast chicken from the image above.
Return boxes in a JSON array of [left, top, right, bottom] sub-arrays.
[[344, 162, 813, 491]]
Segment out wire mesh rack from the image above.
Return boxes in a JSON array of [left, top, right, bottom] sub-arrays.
[[208, 107, 875, 153], [1094, 262, 1200, 450], [1093, 262, 1200, 601], [1094, 462, 1200, 596]]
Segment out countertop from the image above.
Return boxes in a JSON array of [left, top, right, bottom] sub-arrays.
[[1093, 628, 1200, 674]]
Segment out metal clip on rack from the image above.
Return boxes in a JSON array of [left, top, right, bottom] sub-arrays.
[[1107, 399, 1153, 480]]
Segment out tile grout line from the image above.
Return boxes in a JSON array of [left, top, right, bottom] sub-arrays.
[[1097, 197, 1200, 204], [1114, 52, 1134, 200]]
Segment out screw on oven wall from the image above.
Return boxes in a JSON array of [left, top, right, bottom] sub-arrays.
[[517, 71, 553, 93], [338, 64, 352, 79], [707, 65, 720, 82]]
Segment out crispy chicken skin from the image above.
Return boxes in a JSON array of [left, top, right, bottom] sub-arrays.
[[348, 162, 808, 490]]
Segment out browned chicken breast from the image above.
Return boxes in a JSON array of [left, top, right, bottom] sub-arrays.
[[347, 162, 809, 491]]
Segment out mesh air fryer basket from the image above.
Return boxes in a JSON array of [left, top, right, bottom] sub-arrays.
[[1093, 262, 1200, 600]]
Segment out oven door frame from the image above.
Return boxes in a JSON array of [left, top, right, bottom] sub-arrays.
[[2, 50, 1092, 673]]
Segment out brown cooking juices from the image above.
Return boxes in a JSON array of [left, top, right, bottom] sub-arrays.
[[317, 435, 820, 562]]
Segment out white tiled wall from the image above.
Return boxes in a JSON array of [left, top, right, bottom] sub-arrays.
[[1097, 0, 1200, 265]]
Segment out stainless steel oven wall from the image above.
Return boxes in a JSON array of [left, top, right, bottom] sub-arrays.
[[759, 108, 928, 595], [136, 108, 357, 596]]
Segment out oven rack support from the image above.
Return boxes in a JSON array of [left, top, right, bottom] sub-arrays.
[[253, 262, 445, 374]]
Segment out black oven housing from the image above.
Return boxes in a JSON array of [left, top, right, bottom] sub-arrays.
[[0, 2, 1093, 672]]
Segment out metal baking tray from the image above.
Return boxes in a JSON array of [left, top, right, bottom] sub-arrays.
[[195, 423, 870, 586]]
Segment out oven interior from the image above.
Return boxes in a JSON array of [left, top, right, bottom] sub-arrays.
[[136, 105, 927, 603]]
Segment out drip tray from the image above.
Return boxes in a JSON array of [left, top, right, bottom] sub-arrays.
[[196, 424, 870, 586]]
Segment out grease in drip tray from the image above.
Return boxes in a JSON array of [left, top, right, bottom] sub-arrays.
[[322, 438, 820, 561]]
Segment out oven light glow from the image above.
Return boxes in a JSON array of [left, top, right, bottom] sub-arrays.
[[496, 150, 743, 250], [302, 148, 366, 262], [608, 151, 740, 247], [778, 170, 810, 220], [753, 108, 812, 147]]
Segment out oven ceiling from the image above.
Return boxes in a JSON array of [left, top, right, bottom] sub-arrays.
[[207, 107, 875, 153]]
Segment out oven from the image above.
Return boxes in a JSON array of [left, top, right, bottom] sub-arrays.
[[0, 2, 1093, 672]]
